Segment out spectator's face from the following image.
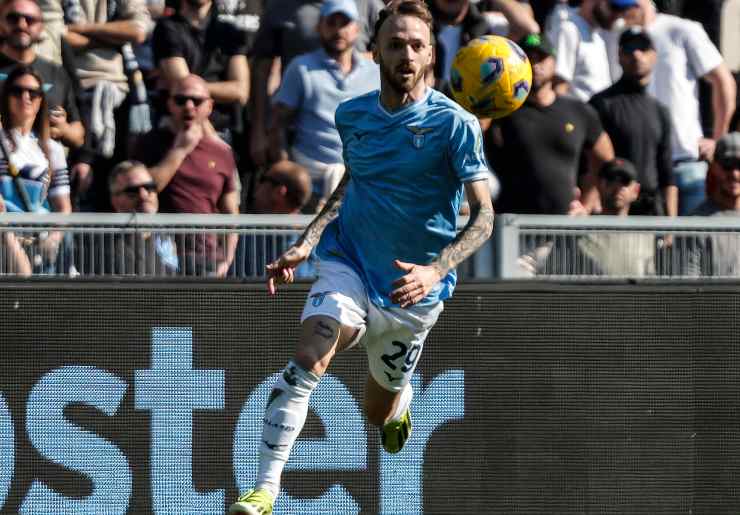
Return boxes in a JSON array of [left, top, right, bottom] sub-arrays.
[[527, 51, 555, 91], [599, 175, 639, 213], [619, 43, 655, 80], [716, 159, 740, 200], [1, 0, 43, 50], [7, 73, 42, 127], [168, 79, 212, 129], [110, 167, 159, 214], [318, 13, 359, 55], [374, 15, 433, 95]]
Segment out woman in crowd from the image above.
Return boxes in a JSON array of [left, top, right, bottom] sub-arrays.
[[0, 65, 72, 272]]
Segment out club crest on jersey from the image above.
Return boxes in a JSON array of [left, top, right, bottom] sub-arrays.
[[407, 126, 433, 149]]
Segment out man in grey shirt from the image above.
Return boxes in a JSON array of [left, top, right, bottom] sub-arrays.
[[689, 132, 740, 276]]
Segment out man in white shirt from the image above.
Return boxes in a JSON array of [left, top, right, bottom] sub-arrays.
[[626, 0, 736, 214], [546, 0, 635, 101]]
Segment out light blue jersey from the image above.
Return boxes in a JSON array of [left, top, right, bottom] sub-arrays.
[[316, 88, 490, 308]]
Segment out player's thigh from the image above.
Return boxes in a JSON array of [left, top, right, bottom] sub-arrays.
[[297, 259, 369, 374], [364, 301, 444, 400]]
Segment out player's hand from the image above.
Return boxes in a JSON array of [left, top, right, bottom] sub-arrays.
[[390, 260, 442, 308], [266, 243, 311, 295]]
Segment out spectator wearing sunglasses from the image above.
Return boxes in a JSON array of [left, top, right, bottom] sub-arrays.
[[688, 133, 740, 276], [574, 158, 657, 276], [0, 0, 85, 151], [132, 74, 239, 277], [590, 27, 675, 217], [106, 159, 178, 275], [0, 65, 72, 271]]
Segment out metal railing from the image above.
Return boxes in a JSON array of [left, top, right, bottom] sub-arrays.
[[4, 212, 740, 280], [0, 212, 314, 279], [495, 214, 740, 279]]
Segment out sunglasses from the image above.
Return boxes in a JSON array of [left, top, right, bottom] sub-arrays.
[[114, 181, 157, 197], [5, 11, 41, 26], [8, 84, 42, 100], [172, 95, 208, 107]]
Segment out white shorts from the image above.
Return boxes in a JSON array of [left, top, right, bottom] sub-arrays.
[[301, 259, 443, 392]]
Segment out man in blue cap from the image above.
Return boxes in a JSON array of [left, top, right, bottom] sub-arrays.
[[267, 0, 380, 210]]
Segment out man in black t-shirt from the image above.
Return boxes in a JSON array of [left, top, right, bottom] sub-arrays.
[[0, 0, 84, 150], [152, 0, 249, 142], [590, 28, 676, 216], [488, 33, 614, 215]]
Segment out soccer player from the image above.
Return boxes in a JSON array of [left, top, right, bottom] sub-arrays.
[[229, 0, 494, 513]]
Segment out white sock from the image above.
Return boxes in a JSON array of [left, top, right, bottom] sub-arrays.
[[254, 361, 320, 499], [386, 382, 413, 423]]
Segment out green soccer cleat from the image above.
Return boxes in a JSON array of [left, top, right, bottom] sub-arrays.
[[229, 488, 274, 515], [381, 408, 412, 454]]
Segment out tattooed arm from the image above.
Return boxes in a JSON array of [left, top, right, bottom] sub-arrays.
[[266, 170, 350, 294], [391, 179, 494, 307]]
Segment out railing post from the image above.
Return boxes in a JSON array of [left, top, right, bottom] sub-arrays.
[[495, 214, 520, 279]]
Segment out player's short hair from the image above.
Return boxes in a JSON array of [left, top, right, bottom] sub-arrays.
[[373, 0, 434, 44], [264, 160, 312, 210], [108, 160, 149, 193]]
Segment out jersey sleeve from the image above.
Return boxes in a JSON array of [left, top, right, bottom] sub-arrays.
[[448, 113, 490, 183], [152, 19, 184, 61]]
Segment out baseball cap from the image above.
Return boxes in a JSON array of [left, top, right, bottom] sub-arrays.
[[319, 0, 359, 21], [600, 158, 638, 183], [610, 0, 638, 8], [714, 132, 740, 169], [518, 33, 556, 57], [619, 27, 654, 50]]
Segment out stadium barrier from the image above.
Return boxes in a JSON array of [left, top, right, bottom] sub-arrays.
[[4, 212, 740, 280], [2, 281, 740, 514]]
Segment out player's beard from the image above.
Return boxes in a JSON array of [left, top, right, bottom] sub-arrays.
[[379, 58, 426, 95]]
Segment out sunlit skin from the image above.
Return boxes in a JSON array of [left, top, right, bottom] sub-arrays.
[[318, 12, 359, 58], [167, 75, 213, 131], [111, 166, 159, 214], [373, 14, 433, 111], [618, 44, 656, 85], [598, 177, 640, 215], [715, 161, 740, 208], [8, 73, 41, 133], [0, 0, 42, 50]]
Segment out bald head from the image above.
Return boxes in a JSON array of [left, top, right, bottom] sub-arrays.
[[167, 74, 213, 130], [253, 160, 312, 214]]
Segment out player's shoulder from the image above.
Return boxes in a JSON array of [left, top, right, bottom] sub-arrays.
[[336, 89, 380, 120], [426, 89, 479, 126]]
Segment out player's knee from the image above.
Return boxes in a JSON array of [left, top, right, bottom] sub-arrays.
[[295, 316, 342, 375]]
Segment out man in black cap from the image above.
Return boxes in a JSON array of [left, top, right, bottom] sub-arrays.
[[598, 158, 641, 216], [488, 32, 614, 217], [590, 27, 676, 217]]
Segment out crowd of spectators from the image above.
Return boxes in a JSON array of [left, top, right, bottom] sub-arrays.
[[0, 0, 739, 277]]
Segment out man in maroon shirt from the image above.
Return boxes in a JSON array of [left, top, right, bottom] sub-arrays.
[[133, 74, 239, 276]]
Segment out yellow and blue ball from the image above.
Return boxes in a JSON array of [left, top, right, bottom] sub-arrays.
[[450, 35, 532, 119]]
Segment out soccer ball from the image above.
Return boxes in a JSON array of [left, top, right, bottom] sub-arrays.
[[449, 35, 532, 119]]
